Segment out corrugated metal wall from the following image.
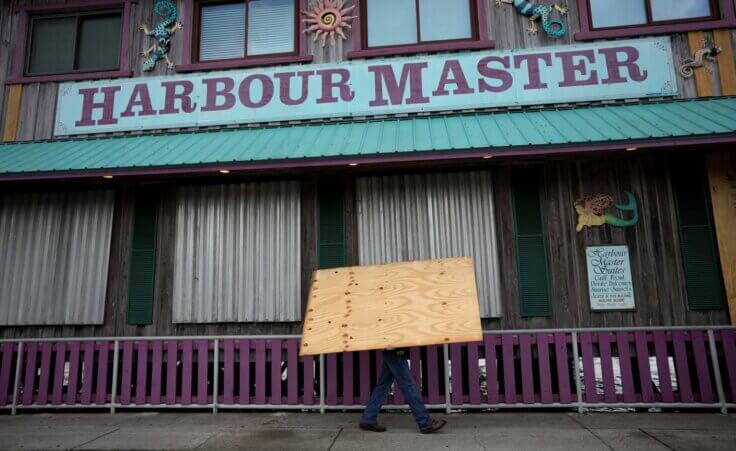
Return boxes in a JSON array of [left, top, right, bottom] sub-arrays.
[[356, 171, 502, 318], [173, 181, 301, 323], [0, 190, 115, 325]]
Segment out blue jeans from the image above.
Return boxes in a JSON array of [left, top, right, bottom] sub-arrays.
[[361, 350, 432, 430]]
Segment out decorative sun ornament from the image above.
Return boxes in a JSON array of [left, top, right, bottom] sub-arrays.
[[303, 0, 355, 47]]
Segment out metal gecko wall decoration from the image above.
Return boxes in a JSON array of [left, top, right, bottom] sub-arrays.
[[679, 41, 722, 78], [574, 192, 639, 232], [303, 0, 355, 47], [139, 0, 182, 71], [496, 0, 568, 38]]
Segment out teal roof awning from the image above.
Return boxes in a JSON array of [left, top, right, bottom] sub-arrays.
[[1, 97, 735, 179]]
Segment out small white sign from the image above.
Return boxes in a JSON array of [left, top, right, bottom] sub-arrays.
[[586, 245, 635, 311]]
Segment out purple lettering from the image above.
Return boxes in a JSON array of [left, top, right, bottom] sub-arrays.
[[368, 63, 430, 107], [599, 47, 648, 84], [238, 74, 274, 108], [120, 84, 155, 118], [75, 87, 121, 126], [316, 69, 355, 104], [201, 77, 235, 112], [432, 60, 474, 96], [477, 56, 513, 93], [556, 50, 598, 87], [513, 53, 553, 90], [159, 81, 197, 114], [274, 71, 315, 106]]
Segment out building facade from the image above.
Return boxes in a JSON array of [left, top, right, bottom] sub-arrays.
[[0, 0, 735, 412]]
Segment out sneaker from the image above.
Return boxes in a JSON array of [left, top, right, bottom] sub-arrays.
[[420, 419, 447, 434], [359, 422, 387, 432]]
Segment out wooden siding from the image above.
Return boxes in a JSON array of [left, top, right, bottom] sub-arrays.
[[0, 0, 735, 141]]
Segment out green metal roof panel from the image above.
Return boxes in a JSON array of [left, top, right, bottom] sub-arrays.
[[1, 97, 736, 176]]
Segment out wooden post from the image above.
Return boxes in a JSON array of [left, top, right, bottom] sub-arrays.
[[706, 151, 736, 324], [2, 84, 22, 142]]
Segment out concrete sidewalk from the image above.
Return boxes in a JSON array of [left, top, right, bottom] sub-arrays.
[[1, 411, 734, 450]]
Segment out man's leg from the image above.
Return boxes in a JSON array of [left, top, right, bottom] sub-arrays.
[[383, 351, 432, 430], [360, 359, 394, 426]]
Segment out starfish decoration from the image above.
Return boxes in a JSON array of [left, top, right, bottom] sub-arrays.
[[303, 0, 355, 47]]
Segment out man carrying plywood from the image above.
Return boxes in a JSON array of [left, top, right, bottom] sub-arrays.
[[300, 257, 483, 433]]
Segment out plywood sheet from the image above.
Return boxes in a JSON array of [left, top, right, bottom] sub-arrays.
[[300, 257, 482, 356]]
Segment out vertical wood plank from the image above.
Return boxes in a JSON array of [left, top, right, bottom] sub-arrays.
[[358, 351, 370, 404], [254, 340, 266, 404], [721, 330, 736, 402], [239, 339, 251, 404], [634, 332, 655, 402], [450, 344, 463, 404], [222, 340, 235, 405], [502, 335, 516, 404], [467, 342, 481, 405], [196, 340, 208, 405], [706, 151, 736, 325], [181, 340, 193, 405], [302, 354, 314, 405], [22, 342, 38, 405], [81, 342, 95, 405], [286, 340, 299, 405], [410, 347, 422, 402], [0, 344, 14, 405], [691, 330, 715, 403], [688, 31, 714, 97], [165, 340, 178, 405], [66, 342, 81, 405], [672, 331, 694, 403], [135, 341, 148, 404], [2, 84, 22, 141], [427, 346, 442, 404], [326, 353, 337, 405], [554, 333, 571, 404], [120, 342, 134, 405], [598, 333, 616, 403], [580, 333, 597, 403], [51, 342, 66, 405], [484, 335, 499, 404], [38, 343, 53, 405], [615, 332, 636, 403], [536, 334, 553, 404], [95, 343, 110, 405], [520, 335, 534, 404], [714, 29, 736, 96], [343, 352, 354, 405], [652, 331, 674, 403], [270, 340, 282, 405], [150, 341, 163, 405]]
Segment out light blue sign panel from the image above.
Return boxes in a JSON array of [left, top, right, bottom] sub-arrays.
[[55, 37, 677, 136], [586, 245, 636, 311]]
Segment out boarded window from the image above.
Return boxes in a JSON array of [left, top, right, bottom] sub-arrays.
[[671, 159, 726, 310], [197, 0, 295, 62], [511, 168, 551, 317], [173, 181, 301, 322], [0, 191, 115, 325], [356, 171, 502, 318], [27, 12, 122, 75]]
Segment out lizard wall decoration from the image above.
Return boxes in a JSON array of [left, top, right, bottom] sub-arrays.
[[139, 0, 182, 72], [496, 0, 568, 38], [574, 192, 639, 232], [679, 45, 722, 78]]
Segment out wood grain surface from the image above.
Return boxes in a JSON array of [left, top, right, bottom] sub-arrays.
[[299, 257, 482, 356]]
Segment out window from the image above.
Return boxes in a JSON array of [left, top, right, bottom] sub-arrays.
[[26, 11, 122, 76], [365, 0, 473, 48], [576, 0, 735, 39], [195, 0, 296, 62]]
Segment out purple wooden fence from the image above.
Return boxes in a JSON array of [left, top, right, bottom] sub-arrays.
[[1, 328, 735, 413]]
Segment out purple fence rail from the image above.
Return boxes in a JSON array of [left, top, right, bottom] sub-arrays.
[[1, 328, 735, 414]]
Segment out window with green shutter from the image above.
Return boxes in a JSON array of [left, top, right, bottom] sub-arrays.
[[318, 181, 347, 269], [511, 168, 551, 317], [671, 158, 726, 310], [127, 192, 158, 325]]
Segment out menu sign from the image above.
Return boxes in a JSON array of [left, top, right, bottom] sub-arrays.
[[585, 245, 635, 311]]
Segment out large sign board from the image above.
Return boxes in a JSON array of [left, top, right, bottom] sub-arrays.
[[586, 245, 636, 311], [55, 37, 677, 136]]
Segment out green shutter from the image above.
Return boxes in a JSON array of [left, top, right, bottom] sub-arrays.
[[671, 159, 726, 310], [511, 168, 551, 317], [127, 193, 158, 325], [318, 181, 347, 269]]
